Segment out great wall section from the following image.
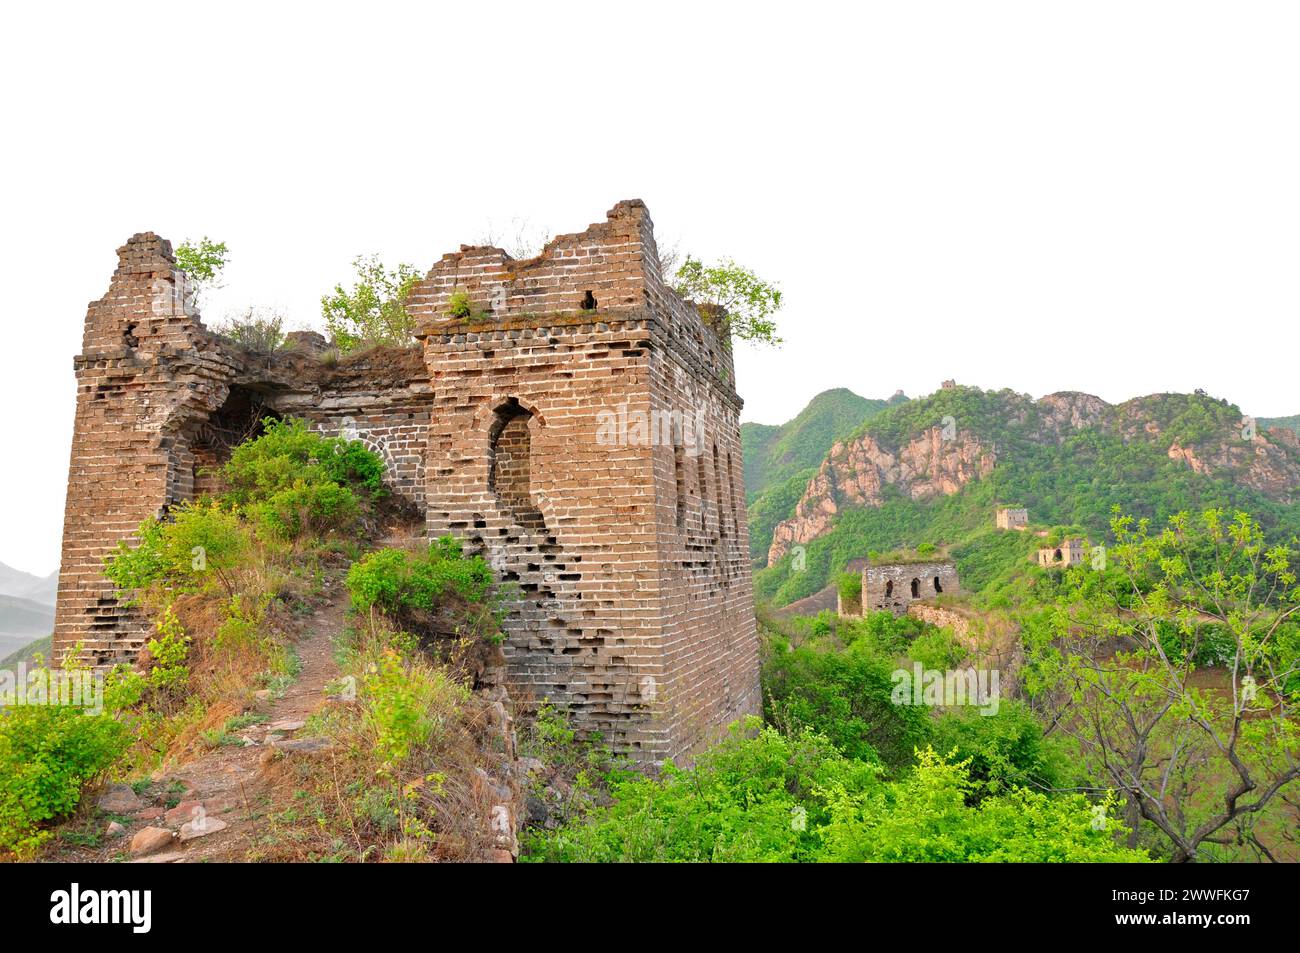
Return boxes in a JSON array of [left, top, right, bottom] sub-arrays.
[[52, 200, 761, 767]]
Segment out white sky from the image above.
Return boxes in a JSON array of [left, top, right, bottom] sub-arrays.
[[2, 1, 1298, 576]]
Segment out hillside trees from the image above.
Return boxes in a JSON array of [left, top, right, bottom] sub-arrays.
[[1026, 508, 1300, 861]]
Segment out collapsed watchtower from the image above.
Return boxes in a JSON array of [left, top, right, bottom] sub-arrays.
[[52, 200, 761, 766]]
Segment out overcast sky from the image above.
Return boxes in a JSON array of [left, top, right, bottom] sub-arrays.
[[2, 1, 1298, 576]]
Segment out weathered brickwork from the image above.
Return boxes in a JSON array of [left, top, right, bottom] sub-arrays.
[[860, 561, 960, 616], [54, 200, 760, 766]]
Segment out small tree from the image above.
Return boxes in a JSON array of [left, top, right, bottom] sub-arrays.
[[174, 237, 229, 305], [321, 255, 422, 352], [673, 255, 783, 346], [1029, 508, 1300, 861]]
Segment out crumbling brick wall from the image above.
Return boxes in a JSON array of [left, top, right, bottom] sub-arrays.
[[408, 200, 759, 764], [54, 200, 761, 766]]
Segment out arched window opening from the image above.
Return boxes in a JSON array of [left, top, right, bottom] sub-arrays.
[[933, 575, 943, 593], [489, 398, 544, 528], [885, 580, 894, 598], [910, 578, 920, 598]]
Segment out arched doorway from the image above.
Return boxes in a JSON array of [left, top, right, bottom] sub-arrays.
[[488, 398, 544, 528]]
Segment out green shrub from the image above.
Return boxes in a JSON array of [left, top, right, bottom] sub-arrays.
[[524, 720, 880, 863], [525, 723, 1149, 863], [104, 501, 249, 596], [0, 662, 136, 858], [817, 748, 1148, 862], [447, 290, 472, 318], [346, 537, 494, 617], [763, 639, 929, 767], [144, 605, 192, 696], [253, 480, 359, 540], [223, 417, 385, 504], [835, 572, 861, 605], [907, 626, 969, 670], [927, 700, 1067, 797]]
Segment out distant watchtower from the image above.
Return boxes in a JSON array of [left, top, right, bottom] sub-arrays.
[[996, 507, 1028, 530]]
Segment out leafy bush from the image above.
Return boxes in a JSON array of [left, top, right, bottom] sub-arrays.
[[0, 662, 136, 858], [104, 501, 249, 596], [525, 722, 1148, 863], [321, 255, 422, 352], [253, 480, 359, 541], [524, 720, 879, 862], [362, 648, 463, 771], [223, 417, 385, 504], [763, 638, 929, 767], [927, 700, 1067, 797], [835, 572, 861, 605], [213, 307, 285, 352], [907, 626, 969, 670], [817, 748, 1147, 862], [346, 537, 494, 618]]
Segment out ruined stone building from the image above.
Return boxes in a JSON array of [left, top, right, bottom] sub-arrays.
[[1037, 537, 1085, 568], [860, 561, 960, 616], [52, 200, 760, 766], [996, 507, 1028, 530]]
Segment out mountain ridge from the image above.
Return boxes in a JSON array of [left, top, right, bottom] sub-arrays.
[[752, 385, 1300, 606]]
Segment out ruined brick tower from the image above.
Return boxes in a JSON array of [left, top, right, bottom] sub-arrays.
[[53, 200, 761, 765]]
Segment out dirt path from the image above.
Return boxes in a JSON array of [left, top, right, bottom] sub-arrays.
[[57, 580, 349, 864]]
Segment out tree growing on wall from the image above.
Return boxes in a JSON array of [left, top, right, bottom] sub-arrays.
[[321, 255, 423, 352], [673, 255, 783, 346], [174, 236, 229, 306]]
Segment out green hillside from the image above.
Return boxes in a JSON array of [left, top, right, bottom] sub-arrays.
[[741, 388, 903, 503], [755, 387, 1300, 606], [742, 388, 907, 563], [1262, 414, 1300, 437], [0, 635, 52, 669], [0, 593, 55, 660]]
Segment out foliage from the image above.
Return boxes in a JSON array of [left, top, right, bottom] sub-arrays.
[[673, 255, 784, 345], [835, 571, 861, 606], [321, 255, 422, 352], [143, 605, 192, 696], [253, 480, 359, 541], [927, 700, 1066, 797], [763, 630, 929, 767], [1026, 508, 1300, 861], [345, 537, 494, 619], [446, 290, 472, 319], [817, 748, 1146, 862], [362, 648, 459, 772], [525, 721, 1147, 863], [104, 501, 249, 596], [0, 660, 136, 858], [212, 307, 285, 352], [174, 236, 229, 302], [224, 417, 385, 503]]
